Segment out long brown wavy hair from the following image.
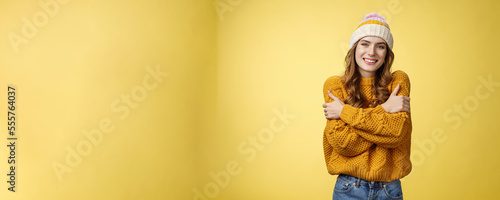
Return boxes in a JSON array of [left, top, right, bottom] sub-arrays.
[[342, 40, 395, 108]]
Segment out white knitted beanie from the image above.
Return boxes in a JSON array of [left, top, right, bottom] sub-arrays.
[[349, 13, 393, 49]]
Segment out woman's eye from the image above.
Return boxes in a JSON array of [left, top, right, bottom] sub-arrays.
[[378, 45, 385, 49], [361, 43, 368, 46]]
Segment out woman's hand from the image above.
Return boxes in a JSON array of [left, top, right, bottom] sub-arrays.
[[323, 90, 345, 120], [381, 84, 411, 114]]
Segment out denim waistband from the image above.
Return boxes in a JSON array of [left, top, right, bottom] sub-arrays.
[[338, 174, 398, 188]]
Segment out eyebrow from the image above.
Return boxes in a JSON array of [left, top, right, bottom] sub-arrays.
[[360, 40, 386, 45]]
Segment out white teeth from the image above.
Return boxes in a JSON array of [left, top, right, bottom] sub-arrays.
[[364, 58, 376, 63]]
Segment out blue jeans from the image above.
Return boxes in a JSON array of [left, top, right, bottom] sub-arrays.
[[332, 174, 403, 200]]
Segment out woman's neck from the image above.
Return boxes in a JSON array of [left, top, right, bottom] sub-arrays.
[[359, 71, 375, 78]]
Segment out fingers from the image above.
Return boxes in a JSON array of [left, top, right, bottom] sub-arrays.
[[391, 84, 400, 96], [324, 113, 336, 120], [403, 105, 411, 114], [323, 105, 328, 118], [403, 97, 410, 105], [402, 99, 411, 114], [324, 110, 331, 119], [396, 96, 410, 104]]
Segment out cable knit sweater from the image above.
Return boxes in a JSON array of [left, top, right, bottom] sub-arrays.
[[322, 70, 412, 182]]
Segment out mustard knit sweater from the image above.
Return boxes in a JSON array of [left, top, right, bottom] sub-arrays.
[[322, 70, 412, 182]]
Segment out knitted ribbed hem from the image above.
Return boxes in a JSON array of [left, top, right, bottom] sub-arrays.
[[326, 150, 413, 182], [328, 160, 412, 182]]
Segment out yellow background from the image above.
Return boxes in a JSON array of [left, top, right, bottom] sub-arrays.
[[0, 0, 499, 199]]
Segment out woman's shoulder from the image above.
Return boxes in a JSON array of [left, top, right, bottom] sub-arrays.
[[391, 70, 410, 84], [323, 75, 346, 100], [390, 70, 411, 95], [323, 75, 344, 89]]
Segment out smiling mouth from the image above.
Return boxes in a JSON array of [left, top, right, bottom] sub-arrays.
[[363, 58, 378, 63]]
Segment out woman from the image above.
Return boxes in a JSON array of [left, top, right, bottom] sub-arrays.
[[322, 13, 412, 200]]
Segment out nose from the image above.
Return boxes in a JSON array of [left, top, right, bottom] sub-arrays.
[[367, 45, 376, 56]]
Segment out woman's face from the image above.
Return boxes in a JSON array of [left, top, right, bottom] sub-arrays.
[[355, 36, 387, 78]]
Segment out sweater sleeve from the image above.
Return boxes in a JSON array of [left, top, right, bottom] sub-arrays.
[[323, 119, 375, 156], [339, 71, 412, 148], [323, 76, 374, 156]]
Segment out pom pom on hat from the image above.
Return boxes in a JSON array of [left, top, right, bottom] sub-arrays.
[[349, 13, 394, 49]]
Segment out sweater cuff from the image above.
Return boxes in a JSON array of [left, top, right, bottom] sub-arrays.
[[340, 104, 358, 125], [372, 105, 386, 114]]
